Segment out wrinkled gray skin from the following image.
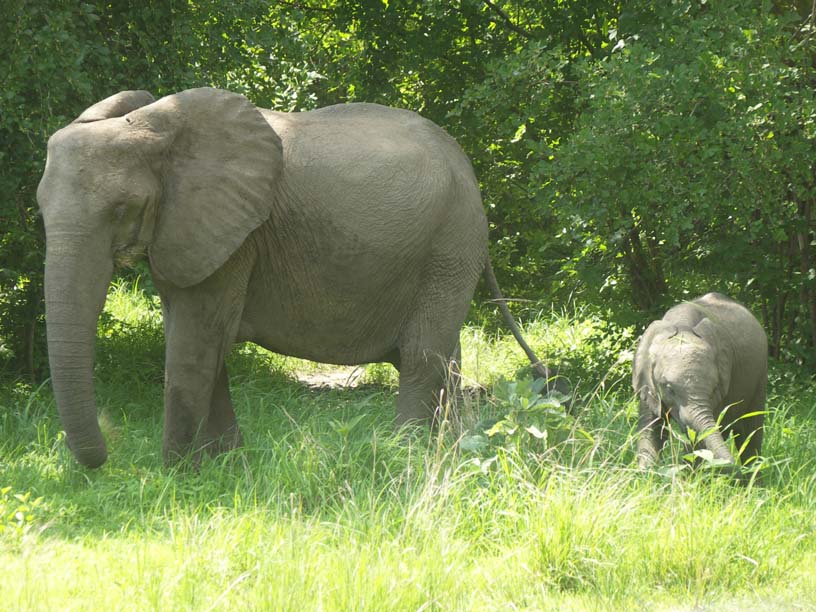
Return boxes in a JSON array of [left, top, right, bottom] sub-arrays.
[[38, 87, 555, 468], [632, 293, 768, 469]]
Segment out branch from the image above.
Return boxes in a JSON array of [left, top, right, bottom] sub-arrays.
[[481, 0, 537, 39], [790, 0, 816, 45], [573, 26, 601, 59]]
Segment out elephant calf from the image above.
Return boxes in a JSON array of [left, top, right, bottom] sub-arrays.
[[632, 293, 768, 469]]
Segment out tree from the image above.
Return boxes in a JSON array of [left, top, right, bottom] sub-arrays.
[[548, 2, 816, 359], [3, 0, 814, 380]]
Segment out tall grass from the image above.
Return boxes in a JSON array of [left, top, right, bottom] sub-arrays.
[[0, 280, 814, 610]]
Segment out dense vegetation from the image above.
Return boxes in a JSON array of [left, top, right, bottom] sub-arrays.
[[2, 2, 816, 609], [2, 0, 816, 378], [1, 284, 816, 609]]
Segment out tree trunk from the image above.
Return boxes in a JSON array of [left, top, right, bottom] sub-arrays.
[[622, 228, 667, 312], [797, 198, 816, 351]]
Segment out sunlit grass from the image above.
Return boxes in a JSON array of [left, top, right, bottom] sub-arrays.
[[1, 280, 815, 610]]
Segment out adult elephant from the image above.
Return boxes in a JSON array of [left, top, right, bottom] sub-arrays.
[[38, 87, 557, 468]]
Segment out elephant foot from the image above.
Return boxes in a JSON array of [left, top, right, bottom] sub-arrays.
[[636, 454, 656, 470], [162, 428, 242, 469], [162, 440, 206, 470], [205, 424, 243, 457]]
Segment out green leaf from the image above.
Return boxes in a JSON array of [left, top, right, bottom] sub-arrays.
[[525, 425, 548, 440], [691, 448, 714, 462], [459, 434, 490, 453], [511, 123, 527, 143]]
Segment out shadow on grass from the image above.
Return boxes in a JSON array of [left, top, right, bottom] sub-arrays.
[[0, 366, 425, 541], [5, 315, 816, 543]]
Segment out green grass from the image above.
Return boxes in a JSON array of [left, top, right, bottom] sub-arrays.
[[1, 280, 815, 610]]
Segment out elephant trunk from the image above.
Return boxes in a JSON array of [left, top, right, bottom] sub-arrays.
[[682, 404, 735, 464], [44, 236, 114, 468]]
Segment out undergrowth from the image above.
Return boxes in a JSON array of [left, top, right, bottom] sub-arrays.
[[0, 279, 814, 610]]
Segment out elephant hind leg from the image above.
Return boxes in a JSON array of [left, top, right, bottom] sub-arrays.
[[380, 347, 401, 370], [395, 285, 469, 426], [394, 345, 460, 426]]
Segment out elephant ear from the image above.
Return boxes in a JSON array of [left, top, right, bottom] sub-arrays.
[[633, 320, 671, 415], [692, 317, 732, 398], [74, 90, 155, 123], [126, 87, 283, 288]]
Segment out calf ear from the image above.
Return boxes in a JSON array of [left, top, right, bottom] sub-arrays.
[[633, 320, 671, 416]]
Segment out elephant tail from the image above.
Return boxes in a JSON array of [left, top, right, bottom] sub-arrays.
[[483, 260, 566, 395]]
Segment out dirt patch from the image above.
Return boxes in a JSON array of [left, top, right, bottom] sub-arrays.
[[294, 366, 367, 389]]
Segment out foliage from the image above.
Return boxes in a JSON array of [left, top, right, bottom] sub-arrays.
[[1, 1, 199, 379], [95, 279, 165, 389], [459, 375, 581, 458], [0, 486, 43, 549], [465, 304, 635, 397], [1, 284, 816, 608], [2, 0, 816, 379], [549, 2, 816, 349]]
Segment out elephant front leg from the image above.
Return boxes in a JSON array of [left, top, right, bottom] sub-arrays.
[[637, 404, 665, 469], [205, 363, 243, 454], [159, 294, 244, 467], [162, 343, 223, 466], [154, 242, 254, 466]]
